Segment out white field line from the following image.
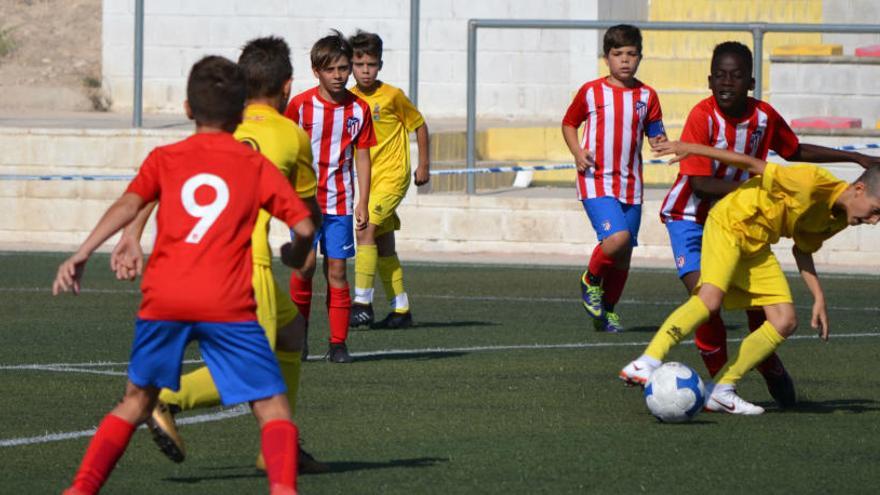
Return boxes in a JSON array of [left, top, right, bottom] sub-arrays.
[[2, 332, 879, 448], [2, 286, 879, 313]]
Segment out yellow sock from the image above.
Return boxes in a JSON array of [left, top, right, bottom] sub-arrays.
[[378, 254, 408, 313], [354, 244, 378, 305], [158, 366, 221, 411], [716, 321, 785, 386], [276, 350, 302, 416], [644, 296, 710, 361]]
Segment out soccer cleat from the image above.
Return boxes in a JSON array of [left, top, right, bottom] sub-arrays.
[[602, 311, 624, 333], [145, 401, 186, 463], [705, 387, 765, 415], [579, 271, 605, 320], [326, 343, 353, 363], [618, 359, 657, 387], [349, 303, 375, 328], [763, 368, 797, 408], [371, 311, 413, 329], [256, 443, 331, 475]]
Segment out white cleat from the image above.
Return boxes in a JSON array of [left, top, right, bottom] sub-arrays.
[[705, 387, 765, 415], [618, 360, 657, 387]]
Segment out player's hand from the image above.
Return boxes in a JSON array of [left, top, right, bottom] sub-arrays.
[[355, 201, 369, 230], [574, 148, 595, 173], [414, 163, 430, 186], [856, 154, 880, 170], [110, 235, 144, 281], [653, 140, 691, 164], [811, 297, 829, 341], [648, 134, 668, 148], [53, 252, 89, 295]]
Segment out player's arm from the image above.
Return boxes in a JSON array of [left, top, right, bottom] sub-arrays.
[[110, 200, 156, 280], [792, 245, 829, 341], [281, 216, 315, 269], [787, 143, 880, 169], [53, 192, 145, 295], [561, 124, 594, 173], [413, 123, 431, 186], [689, 176, 741, 200], [654, 141, 767, 175], [354, 147, 371, 230]]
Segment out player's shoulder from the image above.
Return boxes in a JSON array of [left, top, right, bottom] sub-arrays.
[[290, 87, 318, 105], [751, 98, 785, 120]]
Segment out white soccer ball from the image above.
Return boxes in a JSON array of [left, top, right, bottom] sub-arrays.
[[643, 362, 706, 423]]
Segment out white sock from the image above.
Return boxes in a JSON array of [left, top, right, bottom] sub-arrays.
[[354, 287, 374, 305]]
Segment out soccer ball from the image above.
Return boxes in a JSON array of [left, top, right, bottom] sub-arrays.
[[643, 362, 706, 423]]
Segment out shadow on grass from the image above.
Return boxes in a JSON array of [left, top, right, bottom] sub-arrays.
[[775, 398, 880, 414], [621, 325, 659, 333], [353, 350, 467, 363], [374, 320, 498, 330], [164, 457, 448, 484]]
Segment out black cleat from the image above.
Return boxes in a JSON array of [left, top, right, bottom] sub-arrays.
[[371, 311, 413, 329], [764, 368, 797, 408], [298, 443, 331, 474], [326, 343, 353, 363], [349, 303, 374, 328]]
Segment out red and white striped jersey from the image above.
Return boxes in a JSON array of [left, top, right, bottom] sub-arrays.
[[562, 78, 664, 205], [285, 87, 376, 215], [659, 97, 800, 224]]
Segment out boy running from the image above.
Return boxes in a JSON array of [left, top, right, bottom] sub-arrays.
[[111, 36, 327, 473], [56, 55, 315, 495], [284, 30, 376, 363], [562, 24, 667, 333], [621, 140, 880, 415], [348, 30, 430, 329], [659, 41, 880, 406]]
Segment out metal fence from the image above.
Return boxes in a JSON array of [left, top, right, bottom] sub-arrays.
[[465, 19, 880, 194]]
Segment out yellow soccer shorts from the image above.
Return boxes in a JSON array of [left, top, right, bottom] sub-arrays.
[[252, 264, 299, 350], [698, 217, 793, 310], [369, 191, 404, 236]]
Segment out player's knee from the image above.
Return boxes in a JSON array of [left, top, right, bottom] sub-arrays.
[[119, 384, 158, 423], [603, 231, 632, 258], [772, 313, 798, 337], [251, 395, 291, 426]]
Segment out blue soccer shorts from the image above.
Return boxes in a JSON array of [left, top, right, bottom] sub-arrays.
[[291, 213, 354, 259], [582, 196, 641, 246], [665, 219, 704, 278], [128, 319, 286, 406]]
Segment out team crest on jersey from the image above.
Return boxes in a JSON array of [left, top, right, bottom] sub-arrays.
[[635, 100, 647, 120], [346, 116, 362, 136], [749, 127, 765, 152], [373, 104, 381, 121], [677, 255, 686, 268], [602, 220, 612, 232]]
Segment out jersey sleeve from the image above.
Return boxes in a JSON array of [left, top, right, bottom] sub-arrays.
[[293, 127, 314, 176], [125, 149, 161, 202], [562, 85, 588, 128], [258, 157, 311, 227], [767, 107, 800, 160], [645, 89, 665, 138], [394, 89, 425, 132], [356, 104, 378, 149], [678, 106, 715, 177], [283, 99, 301, 125]]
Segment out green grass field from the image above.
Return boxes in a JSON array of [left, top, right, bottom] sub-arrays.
[[2, 252, 880, 494]]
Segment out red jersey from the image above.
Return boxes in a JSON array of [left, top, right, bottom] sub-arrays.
[[660, 97, 800, 224], [562, 78, 664, 205], [126, 133, 311, 322], [285, 87, 377, 215]]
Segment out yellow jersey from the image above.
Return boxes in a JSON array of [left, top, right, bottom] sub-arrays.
[[351, 82, 425, 194], [234, 103, 314, 266], [710, 162, 849, 255]]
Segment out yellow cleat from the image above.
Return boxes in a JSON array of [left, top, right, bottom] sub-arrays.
[[145, 401, 186, 463]]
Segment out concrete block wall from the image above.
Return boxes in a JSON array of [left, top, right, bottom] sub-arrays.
[[822, 0, 880, 52], [101, 0, 613, 120]]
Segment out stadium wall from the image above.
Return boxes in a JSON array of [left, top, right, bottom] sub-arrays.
[[100, 0, 632, 120]]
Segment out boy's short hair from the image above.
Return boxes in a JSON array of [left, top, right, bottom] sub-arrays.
[[856, 165, 880, 196], [311, 29, 353, 70], [187, 55, 246, 130], [238, 36, 293, 99], [349, 30, 383, 59], [603, 24, 642, 56], [712, 41, 753, 75]]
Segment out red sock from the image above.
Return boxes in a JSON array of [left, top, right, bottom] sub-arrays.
[[261, 419, 299, 492], [602, 267, 629, 308], [68, 414, 136, 494], [328, 285, 351, 344], [289, 274, 313, 321], [694, 314, 728, 377], [586, 243, 615, 281], [747, 310, 786, 376]]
